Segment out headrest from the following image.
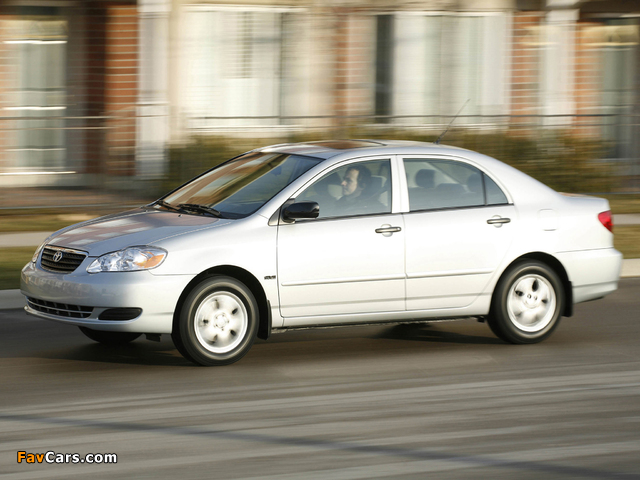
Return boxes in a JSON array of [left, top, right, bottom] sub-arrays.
[[415, 169, 435, 189], [467, 173, 482, 193]]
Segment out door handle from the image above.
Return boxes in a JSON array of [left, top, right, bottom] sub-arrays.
[[375, 225, 401, 235], [487, 217, 511, 225]]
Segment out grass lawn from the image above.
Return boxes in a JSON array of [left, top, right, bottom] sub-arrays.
[[1, 226, 638, 291], [0, 213, 103, 233], [614, 226, 640, 259], [601, 194, 640, 215], [0, 247, 34, 290]]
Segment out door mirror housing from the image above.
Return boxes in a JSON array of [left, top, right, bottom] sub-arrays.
[[282, 201, 319, 221]]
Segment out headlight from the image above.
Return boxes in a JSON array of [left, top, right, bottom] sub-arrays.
[[87, 247, 167, 273], [32, 242, 46, 263]]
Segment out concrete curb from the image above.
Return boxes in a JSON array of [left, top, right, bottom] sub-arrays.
[[621, 258, 640, 278], [2, 259, 639, 311], [0, 231, 52, 248], [0, 290, 25, 310], [615, 214, 640, 225]]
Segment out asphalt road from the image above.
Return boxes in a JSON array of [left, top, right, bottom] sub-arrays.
[[1, 279, 640, 479]]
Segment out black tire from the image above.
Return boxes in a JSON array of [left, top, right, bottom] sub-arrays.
[[487, 260, 564, 344], [171, 276, 259, 366], [79, 327, 141, 345]]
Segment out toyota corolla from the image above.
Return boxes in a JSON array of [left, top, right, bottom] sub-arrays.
[[21, 140, 622, 365]]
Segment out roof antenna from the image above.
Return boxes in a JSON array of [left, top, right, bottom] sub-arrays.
[[434, 99, 470, 145]]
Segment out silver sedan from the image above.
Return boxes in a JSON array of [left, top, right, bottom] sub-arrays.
[[21, 140, 623, 365]]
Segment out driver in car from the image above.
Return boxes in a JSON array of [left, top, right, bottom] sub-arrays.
[[336, 165, 383, 214]]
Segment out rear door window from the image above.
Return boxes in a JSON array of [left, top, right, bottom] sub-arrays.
[[403, 158, 507, 211]]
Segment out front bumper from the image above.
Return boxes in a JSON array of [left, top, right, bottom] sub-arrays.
[[21, 261, 195, 334]]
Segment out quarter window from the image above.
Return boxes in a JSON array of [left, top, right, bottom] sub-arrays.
[[297, 159, 392, 219], [484, 174, 508, 205]]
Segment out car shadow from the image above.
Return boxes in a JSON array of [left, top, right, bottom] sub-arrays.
[[29, 324, 502, 367], [36, 340, 193, 367], [13, 318, 502, 367], [373, 322, 504, 345]]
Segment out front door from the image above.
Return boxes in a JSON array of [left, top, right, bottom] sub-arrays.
[[277, 158, 405, 320]]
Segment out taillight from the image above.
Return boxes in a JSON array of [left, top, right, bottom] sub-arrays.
[[598, 211, 613, 233]]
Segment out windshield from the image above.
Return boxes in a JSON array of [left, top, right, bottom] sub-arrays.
[[161, 152, 321, 219]]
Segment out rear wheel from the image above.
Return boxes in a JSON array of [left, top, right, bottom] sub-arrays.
[[172, 276, 258, 366], [79, 327, 141, 345], [488, 260, 564, 344]]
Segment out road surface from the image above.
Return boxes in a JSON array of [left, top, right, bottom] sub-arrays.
[[1, 279, 640, 479]]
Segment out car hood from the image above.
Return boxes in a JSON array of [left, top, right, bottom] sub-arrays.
[[46, 208, 229, 256]]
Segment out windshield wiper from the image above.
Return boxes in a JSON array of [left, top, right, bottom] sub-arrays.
[[177, 203, 223, 218], [153, 199, 184, 213]]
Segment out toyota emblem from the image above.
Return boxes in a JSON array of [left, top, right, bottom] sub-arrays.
[[52, 251, 63, 263]]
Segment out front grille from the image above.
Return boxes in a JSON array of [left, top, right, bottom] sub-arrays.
[[41, 246, 87, 273], [27, 297, 93, 319]]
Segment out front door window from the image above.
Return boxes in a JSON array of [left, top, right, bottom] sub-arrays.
[[296, 159, 392, 219]]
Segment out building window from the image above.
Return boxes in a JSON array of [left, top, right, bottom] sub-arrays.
[[374, 13, 511, 125], [599, 19, 639, 159], [2, 12, 67, 171], [375, 15, 393, 121], [181, 7, 305, 129]]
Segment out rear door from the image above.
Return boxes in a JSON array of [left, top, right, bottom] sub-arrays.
[[401, 156, 516, 310]]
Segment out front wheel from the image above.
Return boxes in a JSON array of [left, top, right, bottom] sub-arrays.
[[79, 327, 141, 345], [172, 276, 259, 366], [487, 260, 564, 344]]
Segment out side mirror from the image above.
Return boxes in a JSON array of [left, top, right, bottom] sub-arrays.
[[283, 201, 319, 221]]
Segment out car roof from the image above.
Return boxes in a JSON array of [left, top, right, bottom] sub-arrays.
[[257, 139, 468, 160]]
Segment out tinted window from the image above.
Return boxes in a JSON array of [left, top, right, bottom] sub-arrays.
[[298, 159, 392, 219], [485, 174, 509, 205], [404, 159, 484, 211]]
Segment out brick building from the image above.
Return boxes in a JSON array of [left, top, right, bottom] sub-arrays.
[[0, 0, 638, 187]]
